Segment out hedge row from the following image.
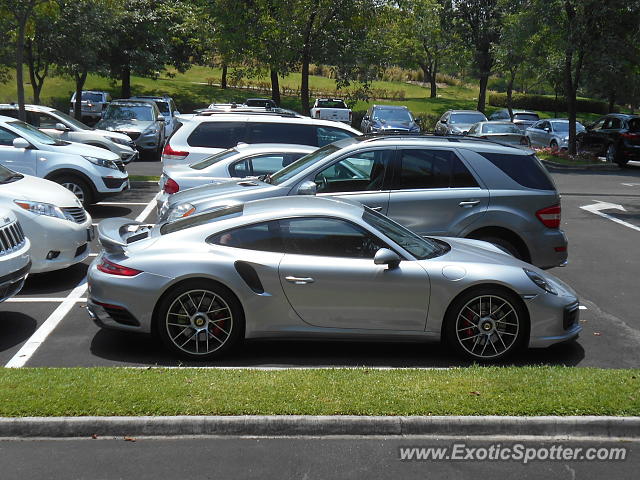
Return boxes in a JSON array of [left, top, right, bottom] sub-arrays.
[[489, 92, 616, 115]]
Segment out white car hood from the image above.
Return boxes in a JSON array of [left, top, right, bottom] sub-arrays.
[[41, 140, 120, 161], [0, 173, 84, 208], [92, 129, 131, 142]]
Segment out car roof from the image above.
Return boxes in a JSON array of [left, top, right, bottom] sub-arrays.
[[372, 105, 408, 110], [449, 110, 486, 114], [477, 121, 517, 125], [0, 103, 55, 113], [605, 113, 640, 119], [110, 99, 156, 106], [233, 143, 317, 153], [186, 113, 361, 131]]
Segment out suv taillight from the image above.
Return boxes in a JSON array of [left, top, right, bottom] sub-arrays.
[[97, 258, 142, 276], [164, 177, 179, 194], [536, 204, 561, 228], [162, 143, 188, 161], [621, 132, 640, 139]]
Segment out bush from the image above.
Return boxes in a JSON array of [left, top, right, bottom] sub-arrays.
[[414, 113, 440, 132], [351, 110, 367, 129], [489, 92, 617, 115]]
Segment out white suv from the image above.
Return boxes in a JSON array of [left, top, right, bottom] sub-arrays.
[[0, 116, 129, 205], [0, 209, 30, 301], [69, 91, 111, 123], [0, 104, 138, 163], [162, 111, 361, 167]]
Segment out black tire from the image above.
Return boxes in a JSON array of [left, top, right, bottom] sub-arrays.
[[605, 143, 618, 163], [53, 175, 93, 206], [444, 286, 528, 361], [474, 235, 522, 259], [155, 280, 245, 360]]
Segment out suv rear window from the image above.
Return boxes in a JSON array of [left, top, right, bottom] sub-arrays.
[[513, 113, 539, 122], [478, 152, 555, 190]]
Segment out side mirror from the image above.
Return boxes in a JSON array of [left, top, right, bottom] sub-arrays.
[[363, 115, 369, 121], [157, 115, 166, 122], [441, 118, 448, 124], [544, 127, 551, 133], [55, 122, 70, 132], [12, 137, 31, 149], [374, 248, 401, 269], [296, 180, 317, 196]]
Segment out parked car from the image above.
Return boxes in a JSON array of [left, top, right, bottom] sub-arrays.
[[162, 110, 360, 168], [244, 98, 277, 108], [434, 110, 488, 136], [130, 95, 180, 139], [310, 98, 352, 125], [89, 195, 580, 361], [526, 119, 585, 151], [0, 209, 30, 301], [158, 143, 317, 208], [489, 109, 540, 131], [467, 121, 528, 146], [360, 105, 420, 134], [0, 104, 137, 164], [0, 164, 93, 273], [96, 99, 166, 160], [0, 116, 129, 205], [577, 114, 640, 166], [159, 135, 568, 269], [69, 91, 111, 124]]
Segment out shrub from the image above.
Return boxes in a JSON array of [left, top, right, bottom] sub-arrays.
[[414, 113, 439, 132], [489, 92, 617, 115]]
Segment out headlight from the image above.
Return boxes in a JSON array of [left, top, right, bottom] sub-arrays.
[[524, 268, 557, 295], [14, 200, 73, 221], [167, 203, 196, 222], [106, 136, 131, 146], [142, 126, 159, 136], [84, 155, 118, 170]]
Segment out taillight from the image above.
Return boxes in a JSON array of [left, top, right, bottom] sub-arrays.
[[621, 132, 640, 139], [162, 143, 189, 161], [164, 177, 179, 194], [536, 204, 561, 228], [97, 258, 142, 276]]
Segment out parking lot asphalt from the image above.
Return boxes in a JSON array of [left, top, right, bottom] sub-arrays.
[[1, 160, 639, 369]]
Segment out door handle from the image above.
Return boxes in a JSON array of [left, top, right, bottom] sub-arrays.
[[285, 276, 315, 285], [459, 200, 480, 207], [370, 206, 382, 211]]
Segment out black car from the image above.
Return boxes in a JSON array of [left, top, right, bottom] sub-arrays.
[[577, 114, 640, 166], [360, 105, 420, 134]]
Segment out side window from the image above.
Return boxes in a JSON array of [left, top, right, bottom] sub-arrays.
[[316, 126, 355, 147], [209, 220, 283, 252], [247, 123, 314, 145], [540, 121, 550, 130], [187, 122, 246, 148], [282, 217, 385, 259], [248, 154, 286, 176], [591, 118, 606, 131], [314, 149, 393, 194], [229, 159, 250, 177], [32, 112, 59, 129], [0, 127, 18, 146], [395, 149, 477, 190], [607, 118, 622, 130]]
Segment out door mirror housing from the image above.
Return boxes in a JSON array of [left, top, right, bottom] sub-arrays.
[[157, 115, 166, 123], [12, 137, 31, 149], [296, 180, 317, 196], [374, 248, 401, 269], [440, 118, 448, 124], [363, 115, 369, 121], [55, 122, 70, 132], [544, 127, 551, 133]]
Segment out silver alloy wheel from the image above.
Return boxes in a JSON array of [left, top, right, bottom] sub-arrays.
[[606, 144, 616, 162], [165, 289, 233, 355], [62, 182, 85, 203], [455, 295, 519, 359]]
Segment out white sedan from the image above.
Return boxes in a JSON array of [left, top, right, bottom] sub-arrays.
[[0, 164, 93, 273]]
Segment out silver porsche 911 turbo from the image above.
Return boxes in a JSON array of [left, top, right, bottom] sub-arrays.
[[87, 196, 581, 361]]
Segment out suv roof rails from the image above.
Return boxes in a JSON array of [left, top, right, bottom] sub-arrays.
[[196, 108, 302, 118], [359, 133, 527, 149]]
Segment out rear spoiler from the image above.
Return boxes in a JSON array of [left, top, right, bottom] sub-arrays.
[[97, 218, 151, 253]]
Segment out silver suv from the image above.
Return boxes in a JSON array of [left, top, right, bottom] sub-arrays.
[[160, 135, 568, 269]]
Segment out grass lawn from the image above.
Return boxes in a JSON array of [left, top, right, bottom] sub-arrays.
[[0, 366, 637, 417]]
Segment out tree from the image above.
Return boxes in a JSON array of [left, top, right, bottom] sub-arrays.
[[24, 2, 59, 104]]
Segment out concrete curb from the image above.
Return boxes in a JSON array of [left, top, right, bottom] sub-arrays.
[[540, 159, 620, 171], [1, 416, 638, 438]]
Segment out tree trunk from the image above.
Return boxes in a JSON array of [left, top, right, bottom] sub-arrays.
[[121, 66, 131, 98], [16, 21, 27, 121], [564, 57, 577, 154], [506, 72, 515, 120], [608, 90, 616, 113], [221, 64, 228, 89], [477, 73, 489, 114], [74, 71, 88, 120], [301, 47, 311, 115], [270, 69, 281, 105]]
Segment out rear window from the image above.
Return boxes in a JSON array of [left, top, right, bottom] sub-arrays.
[[187, 122, 246, 148], [317, 100, 347, 109], [478, 152, 555, 190], [513, 113, 539, 122], [82, 92, 103, 102]]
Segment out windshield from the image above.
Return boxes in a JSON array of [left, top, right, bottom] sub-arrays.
[[190, 149, 239, 170], [363, 209, 443, 260], [8, 121, 59, 145], [373, 109, 412, 122], [103, 104, 154, 121], [482, 123, 521, 134], [0, 163, 23, 183], [50, 109, 91, 131], [270, 143, 340, 185], [552, 121, 585, 132], [451, 113, 486, 124]]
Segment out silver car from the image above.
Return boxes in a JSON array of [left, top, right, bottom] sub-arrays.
[[88, 196, 581, 361], [467, 121, 528, 147], [157, 143, 316, 208], [434, 110, 488, 135], [160, 135, 568, 269], [526, 119, 585, 151]]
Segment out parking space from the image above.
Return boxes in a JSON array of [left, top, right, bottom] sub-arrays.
[[1, 164, 639, 368]]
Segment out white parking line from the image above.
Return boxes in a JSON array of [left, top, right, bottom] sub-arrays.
[[5, 197, 157, 368], [4, 297, 86, 303], [579, 305, 587, 310]]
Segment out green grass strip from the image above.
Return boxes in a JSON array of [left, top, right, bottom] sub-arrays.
[[0, 367, 638, 417], [129, 175, 160, 182]]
